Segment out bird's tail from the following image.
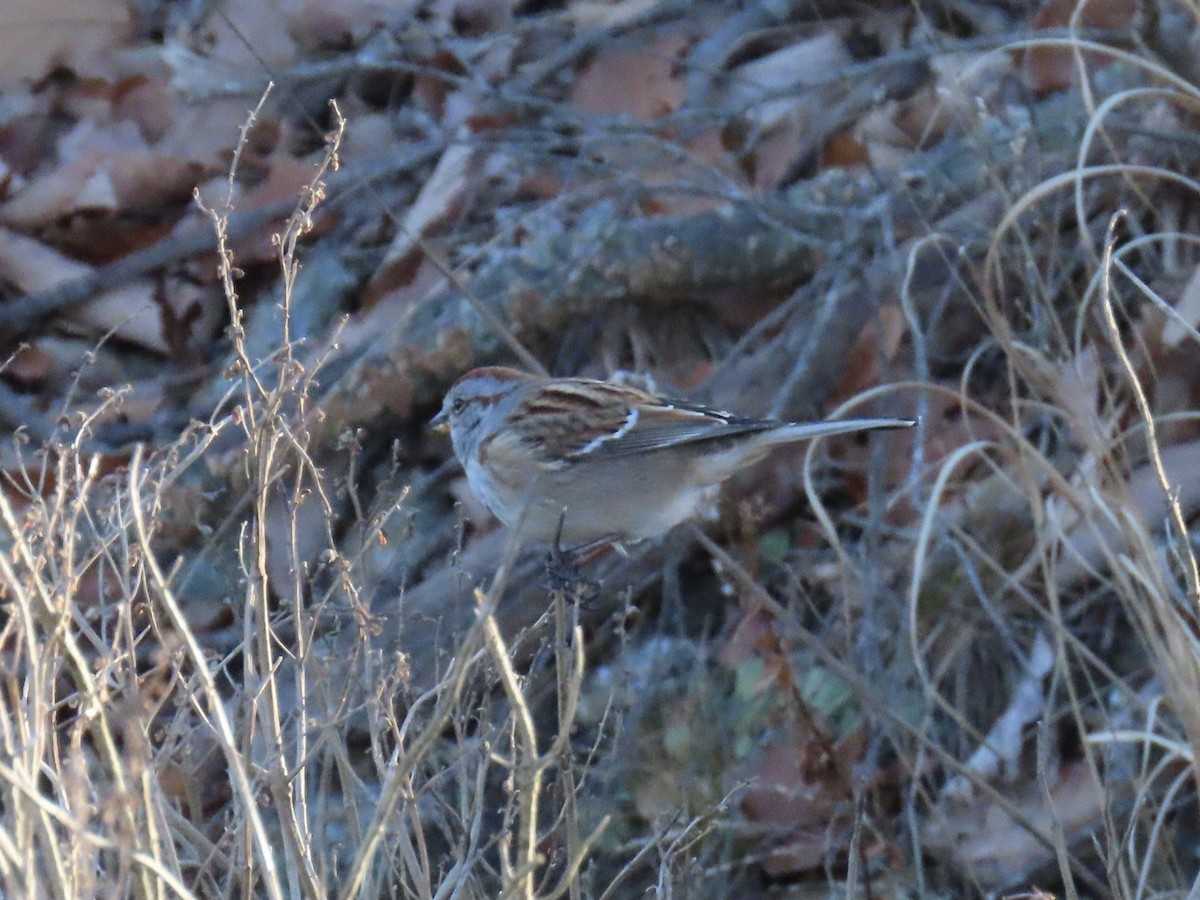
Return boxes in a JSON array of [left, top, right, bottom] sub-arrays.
[[763, 417, 916, 445]]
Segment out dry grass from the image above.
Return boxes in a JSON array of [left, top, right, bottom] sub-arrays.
[[0, 92, 623, 900]]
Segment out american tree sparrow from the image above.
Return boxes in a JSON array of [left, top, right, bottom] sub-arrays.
[[433, 367, 914, 544]]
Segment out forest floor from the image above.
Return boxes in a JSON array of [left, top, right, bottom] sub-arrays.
[[2, 0, 1200, 897]]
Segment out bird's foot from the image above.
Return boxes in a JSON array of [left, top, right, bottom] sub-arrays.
[[543, 526, 620, 604]]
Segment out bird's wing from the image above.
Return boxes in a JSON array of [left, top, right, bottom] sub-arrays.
[[513, 379, 654, 465], [567, 397, 775, 459], [507, 378, 760, 464]]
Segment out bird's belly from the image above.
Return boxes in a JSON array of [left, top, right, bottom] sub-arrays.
[[525, 460, 706, 543], [466, 453, 710, 544]]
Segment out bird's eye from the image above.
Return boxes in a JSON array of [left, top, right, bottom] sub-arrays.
[[451, 397, 466, 414]]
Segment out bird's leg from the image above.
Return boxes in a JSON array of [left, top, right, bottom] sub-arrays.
[[543, 512, 608, 603], [544, 509, 579, 589]]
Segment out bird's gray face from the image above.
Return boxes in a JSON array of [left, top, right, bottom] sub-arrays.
[[439, 384, 487, 462], [432, 370, 529, 465]]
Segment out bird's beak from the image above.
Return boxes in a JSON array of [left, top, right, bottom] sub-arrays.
[[430, 408, 449, 434]]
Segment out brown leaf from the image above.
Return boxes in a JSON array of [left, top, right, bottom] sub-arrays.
[[0, 146, 210, 228], [820, 129, 872, 169], [194, 0, 302, 71], [1053, 438, 1200, 588], [1022, 0, 1134, 95], [431, 0, 514, 36], [925, 760, 1112, 888], [364, 137, 479, 306], [1163, 261, 1200, 349], [571, 34, 688, 120], [5, 341, 54, 387], [112, 75, 175, 143], [0, 0, 130, 87], [740, 721, 856, 877], [830, 304, 908, 404], [715, 31, 853, 188], [0, 228, 168, 352], [286, 0, 410, 52]]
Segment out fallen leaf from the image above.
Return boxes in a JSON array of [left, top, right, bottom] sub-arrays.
[[719, 31, 854, 188], [830, 304, 908, 403], [1, 151, 210, 228], [571, 33, 688, 120], [364, 134, 480, 306], [740, 720, 855, 877], [820, 129, 872, 169], [940, 631, 1055, 800], [925, 760, 1112, 888], [1163, 261, 1200, 348], [1022, 0, 1134, 95], [0, 0, 131, 87], [286, 0, 410, 52], [1051, 439, 1200, 589], [195, 0, 302, 72], [569, 0, 669, 29], [431, 0, 515, 36], [4, 341, 53, 386], [0, 228, 168, 352]]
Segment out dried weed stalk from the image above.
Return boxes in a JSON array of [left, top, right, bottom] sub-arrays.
[[0, 93, 604, 898]]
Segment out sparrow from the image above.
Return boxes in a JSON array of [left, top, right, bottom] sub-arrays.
[[433, 366, 913, 544]]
